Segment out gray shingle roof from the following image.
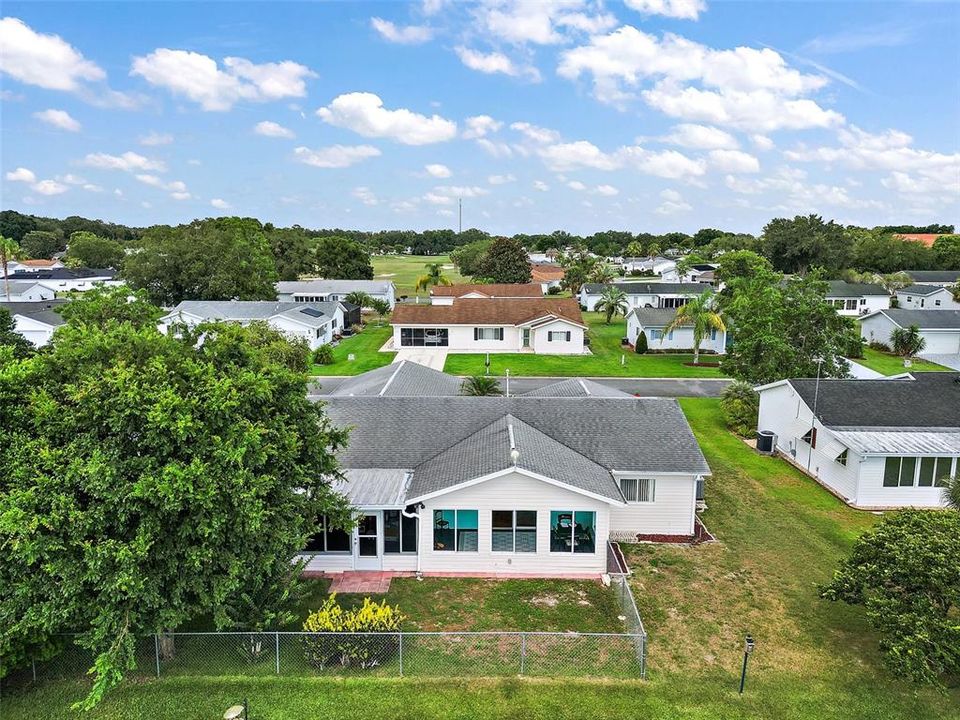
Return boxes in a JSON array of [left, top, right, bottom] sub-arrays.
[[897, 284, 947, 296], [522, 378, 633, 398], [788, 372, 960, 428], [582, 282, 708, 295], [277, 280, 393, 294], [166, 301, 338, 328], [331, 361, 464, 397], [824, 280, 889, 297], [905, 270, 960, 283], [408, 414, 622, 501], [628, 307, 679, 326], [0, 300, 69, 325], [323, 396, 710, 477], [871, 309, 960, 330]]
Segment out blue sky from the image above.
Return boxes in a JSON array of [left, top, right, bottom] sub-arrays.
[[1, 1, 958, 235]]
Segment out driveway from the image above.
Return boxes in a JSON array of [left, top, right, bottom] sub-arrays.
[[920, 353, 960, 371], [392, 347, 449, 370]]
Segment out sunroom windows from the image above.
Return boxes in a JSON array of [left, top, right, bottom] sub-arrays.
[[549, 510, 596, 554], [883, 456, 955, 488], [303, 515, 351, 553], [492, 510, 537, 552], [433, 509, 478, 551]]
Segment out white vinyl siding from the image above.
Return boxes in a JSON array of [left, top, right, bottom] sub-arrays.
[[474, 327, 504, 341], [608, 474, 698, 537]]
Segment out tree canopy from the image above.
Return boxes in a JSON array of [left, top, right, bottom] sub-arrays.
[[762, 215, 852, 275], [20, 229, 65, 259], [65, 231, 125, 269], [450, 238, 492, 277], [312, 236, 374, 280], [476, 236, 532, 284], [0, 293, 351, 707]]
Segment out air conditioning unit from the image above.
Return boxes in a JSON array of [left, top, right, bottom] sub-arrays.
[[756, 430, 777, 455]]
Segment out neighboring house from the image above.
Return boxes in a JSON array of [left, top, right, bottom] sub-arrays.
[[2, 280, 56, 302], [1, 258, 64, 276], [895, 285, 960, 310], [6, 268, 122, 294], [276, 280, 397, 309], [0, 300, 68, 347], [662, 264, 718, 284], [621, 256, 676, 276], [158, 300, 345, 350], [903, 270, 960, 288], [756, 373, 959, 509], [626, 308, 728, 355], [299, 394, 711, 575], [579, 282, 709, 312], [894, 233, 946, 248], [859, 309, 960, 354], [391, 298, 587, 354], [430, 283, 543, 305], [531, 264, 565, 292], [329, 360, 465, 397], [824, 280, 891, 316]]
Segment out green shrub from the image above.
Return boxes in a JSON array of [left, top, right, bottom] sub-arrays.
[[844, 333, 865, 359], [302, 595, 405, 669], [313, 344, 334, 365], [720, 380, 759, 437], [634, 331, 648, 354], [868, 340, 891, 352], [546, 285, 561, 295]]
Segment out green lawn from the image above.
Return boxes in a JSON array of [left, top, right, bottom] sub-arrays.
[[310, 323, 394, 376], [855, 347, 951, 375], [373, 254, 465, 299], [444, 315, 727, 378]]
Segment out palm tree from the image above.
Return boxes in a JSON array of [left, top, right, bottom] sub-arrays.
[[589, 263, 616, 284], [344, 290, 373, 309], [662, 289, 725, 365], [461, 375, 503, 396], [890, 324, 925, 357], [594, 286, 629, 324], [415, 262, 452, 297], [624, 241, 645, 259], [872, 271, 913, 295], [942, 476, 960, 511], [1, 235, 23, 302], [369, 297, 391, 326], [646, 242, 662, 258]]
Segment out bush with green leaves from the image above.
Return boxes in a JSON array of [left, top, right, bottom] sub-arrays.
[[461, 375, 502, 396], [302, 595, 405, 669], [820, 510, 960, 687], [719, 380, 759, 437], [890, 325, 925, 357], [313, 344, 334, 365], [634, 330, 648, 354]]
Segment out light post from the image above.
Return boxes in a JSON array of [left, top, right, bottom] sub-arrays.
[[739, 634, 755, 695]]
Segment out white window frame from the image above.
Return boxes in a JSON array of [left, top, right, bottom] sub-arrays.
[[474, 327, 504, 341], [491, 510, 537, 553], [620, 478, 656, 502]]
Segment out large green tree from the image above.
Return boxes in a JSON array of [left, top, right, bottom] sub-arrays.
[[558, 247, 599, 297], [56, 285, 162, 329], [476, 236, 532, 284], [65, 231, 125, 269], [20, 229, 65, 259], [122, 217, 279, 305], [932, 234, 960, 270], [0, 295, 351, 707], [820, 510, 960, 687], [311, 236, 374, 280], [450, 238, 492, 277], [265, 225, 312, 281], [762, 215, 852, 274]]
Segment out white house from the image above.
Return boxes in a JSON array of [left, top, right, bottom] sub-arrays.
[[299, 392, 711, 575], [1, 259, 64, 276], [661, 263, 717, 285], [895, 285, 960, 310], [530, 264, 565, 293], [756, 373, 959, 509], [824, 280, 890, 316], [626, 308, 728, 355], [2, 280, 56, 303], [620, 256, 676, 277], [0, 301, 68, 347], [276, 280, 397, 309], [391, 298, 587, 355], [579, 282, 710, 312], [859, 309, 960, 354], [158, 300, 345, 350], [904, 270, 960, 288], [430, 283, 543, 305], [6, 268, 122, 294]]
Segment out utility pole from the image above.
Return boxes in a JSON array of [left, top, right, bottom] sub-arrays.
[[458, 197, 462, 235]]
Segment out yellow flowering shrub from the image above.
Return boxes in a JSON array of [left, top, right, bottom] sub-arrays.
[[302, 594, 405, 669]]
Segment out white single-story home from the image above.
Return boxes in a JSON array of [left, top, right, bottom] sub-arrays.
[[626, 308, 728, 355], [824, 280, 890, 316], [276, 280, 397, 309], [859, 309, 960, 354], [158, 300, 346, 350], [895, 284, 960, 310], [391, 298, 587, 354], [620, 256, 676, 277], [903, 270, 960, 288], [3, 280, 56, 303], [530, 264, 565, 293], [430, 283, 543, 305], [661, 263, 717, 285], [0, 300, 68, 347], [1, 258, 64, 277], [6, 268, 122, 294], [756, 373, 959, 509], [300, 389, 711, 575], [579, 282, 710, 312]]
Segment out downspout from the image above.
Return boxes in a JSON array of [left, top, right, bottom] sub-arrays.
[[401, 503, 424, 579]]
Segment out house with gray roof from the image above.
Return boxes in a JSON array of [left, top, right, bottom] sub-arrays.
[[3, 280, 56, 303], [895, 284, 960, 311], [859, 309, 960, 355], [903, 270, 960, 288], [756, 373, 959, 509], [579, 281, 710, 312], [0, 300, 68, 347], [276, 279, 396, 309], [328, 360, 465, 397], [626, 307, 728, 355], [824, 280, 890, 316], [157, 300, 346, 350], [299, 395, 711, 576]]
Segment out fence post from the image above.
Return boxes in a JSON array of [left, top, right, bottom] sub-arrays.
[[153, 634, 160, 678], [640, 634, 647, 679], [398, 632, 403, 677], [520, 633, 526, 675], [275, 632, 280, 675]]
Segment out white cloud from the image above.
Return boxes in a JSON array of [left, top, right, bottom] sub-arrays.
[[31, 179, 69, 196], [488, 174, 516, 184], [661, 123, 737, 149], [463, 115, 503, 139], [131, 49, 316, 111], [135, 174, 190, 199], [83, 151, 167, 172], [474, 0, 616, 46], [423, 192, 453, 205], [533, 180, 550, 191], [707, 149, 760, 173], [33, 108, 81, 132], [425, 163, 452, 178], [538, 140, 622, 171], [476, 138, 514, 158], [751, 134, 774, 151], [0, 17, 105, 91], [538, 140, 706, 178], [352, 186, 379, 205], [594, 184, 619, 196], [511, 121, 561, 144], [6, 167, 36, 183], [455, 47, 540, 81], [655, 188, 692, 214], [433, 185, 490, 198], [210, 198, 231, 210], [170, 191, 191, 201], [567, 180, 587, 191], [371, 18, 433, 44], [317, 92, 457, 145], [624, 0, 706, 20], [422, 0, 449, 16], [254, 120, 295, 138], [139, 131, 174, 146], [293, 144, 382, 168], [723, 166, 882, 210]]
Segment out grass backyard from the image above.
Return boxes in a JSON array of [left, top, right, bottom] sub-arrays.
[[444, 314, 726, 378], [310, 322, 394, 376], [372, 254, 465, 299], [855, 346, 950, 375]]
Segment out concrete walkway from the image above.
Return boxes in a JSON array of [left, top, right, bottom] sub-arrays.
[[846, 359, 885, 379], [392, 347, 449, 370], [920, 353, 960, 370]]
